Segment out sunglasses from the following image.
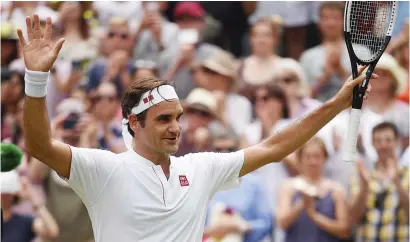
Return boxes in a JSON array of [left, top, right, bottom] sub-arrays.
[[214, 147, 237, 153], [186, 108, 212, 118], [107, 31, 129, 39]]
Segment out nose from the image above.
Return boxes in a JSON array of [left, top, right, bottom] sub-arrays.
[[168, 119, 181, 134]]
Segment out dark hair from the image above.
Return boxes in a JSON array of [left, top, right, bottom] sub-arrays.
[[121, 77, 171, 136], [253, 83, 290, 119], [372, 122, 399, 138], [319, 1, 345, 16]]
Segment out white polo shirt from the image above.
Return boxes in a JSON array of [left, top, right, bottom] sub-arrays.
[[67, 146, 244, 242]]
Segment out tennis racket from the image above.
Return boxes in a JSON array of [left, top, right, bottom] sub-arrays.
[[343, 1, 397, 162]]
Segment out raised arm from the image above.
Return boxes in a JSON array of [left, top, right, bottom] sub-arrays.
[[239, 66, 377, 176], [18, 15, 71, 178]]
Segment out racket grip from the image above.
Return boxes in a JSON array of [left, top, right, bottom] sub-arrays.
[[343, 108, 362, 162]]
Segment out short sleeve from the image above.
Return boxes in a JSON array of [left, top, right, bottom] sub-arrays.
[[193, 150, 245, 194], [67, 146, 119, 205]]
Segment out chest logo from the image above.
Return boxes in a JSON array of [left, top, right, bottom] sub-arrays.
[[179, 175, 189, 186]]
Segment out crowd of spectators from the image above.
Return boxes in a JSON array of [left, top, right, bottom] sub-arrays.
[[1, 1, 409, 242]]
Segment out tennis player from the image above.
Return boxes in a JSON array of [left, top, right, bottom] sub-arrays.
[[19, 15, 376, 242]]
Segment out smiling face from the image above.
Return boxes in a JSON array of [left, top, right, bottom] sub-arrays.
[[131, 100, 184, 155]]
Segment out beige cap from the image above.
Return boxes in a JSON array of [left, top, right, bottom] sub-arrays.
[[201, 50, 239, 80], [1, 170, 21, 194], [184, 88, 218, 118]]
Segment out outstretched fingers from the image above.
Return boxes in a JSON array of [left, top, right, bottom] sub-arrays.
[[33, 14, 41, 39], [17, 29, 27, 47], [44, 17, 52, 41], [26, 16, 34, 41], [53, 38, 65, 57]]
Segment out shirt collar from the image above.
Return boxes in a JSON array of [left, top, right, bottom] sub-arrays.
[[126, 149, 174, 168]]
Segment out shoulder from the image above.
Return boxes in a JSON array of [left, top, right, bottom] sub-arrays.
[[299, 45, 323, 62], [227, 94, 252, 106], [326, 179, 347, 199]]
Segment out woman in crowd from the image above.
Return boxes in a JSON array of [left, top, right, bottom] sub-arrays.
[[238, 16, 284, 98], [275, 58, 322, 119], [276, 137, 350, 242], [364, 53, 409, 152], [56, 1, 98, 63]]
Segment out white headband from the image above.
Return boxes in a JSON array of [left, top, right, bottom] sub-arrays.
[[122, 85, 179, 150]]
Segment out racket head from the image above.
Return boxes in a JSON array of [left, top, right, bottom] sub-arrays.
[[344, 1, 397, 65]]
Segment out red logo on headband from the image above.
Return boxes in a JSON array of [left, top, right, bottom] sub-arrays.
[[143, 95, 154, 104]]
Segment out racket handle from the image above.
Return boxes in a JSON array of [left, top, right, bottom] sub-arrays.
[[343, 108, 362, 162]]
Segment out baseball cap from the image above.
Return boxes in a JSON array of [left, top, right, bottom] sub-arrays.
[[201, 50, 238, 80], [174, 2, 205, 19], [184, 88, 218, 118]]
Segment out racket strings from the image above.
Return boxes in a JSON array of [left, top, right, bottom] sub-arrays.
[[349, 1, 392, 62]]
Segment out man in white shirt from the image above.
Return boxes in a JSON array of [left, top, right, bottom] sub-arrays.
[[19, 14, 375, 242]]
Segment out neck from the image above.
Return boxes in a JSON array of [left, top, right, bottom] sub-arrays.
[[303, 173, 322, 184], [367, 93, 392, 112], [253, 53, 274, 61], [323, 36, 343, 44], [132, 142, 170, 167], [64, 21, 82, 38]]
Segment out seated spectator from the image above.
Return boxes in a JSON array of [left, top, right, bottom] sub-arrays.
[[175, 88, 222, 157], [198, 50, 252, 135], [238, 17, 284, 92], [2, 171, 59, 242], [204, 131, 272, 242], [28, 98, 96, 242], [1, 22, 19, 67], [299, 1, 350, 102], [348, 122, 409, 242], [277, 137, 350, 242], [167, 1, 222, 99], [56, 2, 98, 64], [132, 1, 179, 77], [364, 53, 409, 152], [275, 58, 322, 119], [90, 82, 126, 153], [133, 59, 160, 80]]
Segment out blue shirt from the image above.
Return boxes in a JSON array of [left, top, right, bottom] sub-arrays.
[[3, 214, 35, 242], [206, 174, 273, 242]]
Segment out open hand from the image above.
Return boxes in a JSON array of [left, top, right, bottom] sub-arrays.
[[17, 14, 65, 72], [333, 65, 377, 110]]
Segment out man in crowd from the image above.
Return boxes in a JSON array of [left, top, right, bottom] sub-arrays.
[[349, 122, 409, 242]]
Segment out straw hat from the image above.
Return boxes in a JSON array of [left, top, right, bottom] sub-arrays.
[[183, 88, 218, 119], [375, 53, 407, 94], [201, 50, 239, 80]]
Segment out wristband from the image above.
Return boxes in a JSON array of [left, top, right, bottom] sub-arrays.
[[24, 69, 50, 98]]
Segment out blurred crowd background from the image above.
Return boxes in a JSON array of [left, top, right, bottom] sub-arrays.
[[1, 1, 409, 242]]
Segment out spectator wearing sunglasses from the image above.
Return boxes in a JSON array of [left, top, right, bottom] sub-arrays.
[[90, 82, 127, 153], [275, 58, 322, 119], [133, 59, 160, 80], [198, 50, 252, 136], [204, 130, 273, 242], [87, 17, 135, 96], [175, 88, 230, 157]]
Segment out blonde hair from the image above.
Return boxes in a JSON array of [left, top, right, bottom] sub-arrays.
[[251, 15, 283, 39], [297, 136, 328, 160]]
